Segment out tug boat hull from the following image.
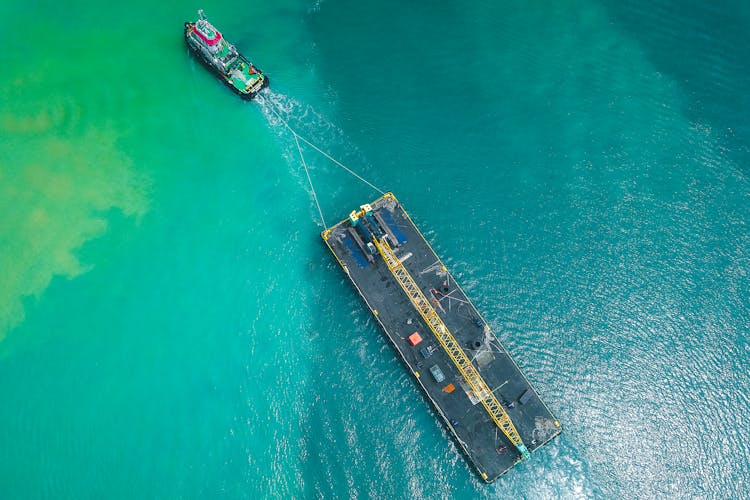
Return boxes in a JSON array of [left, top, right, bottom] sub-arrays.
[[184, 13, 268, 100]]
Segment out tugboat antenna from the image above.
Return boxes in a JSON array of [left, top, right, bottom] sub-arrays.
[[198, 9, 206, 20]]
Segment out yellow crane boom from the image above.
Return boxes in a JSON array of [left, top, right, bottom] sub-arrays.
[[373, 237, 531, 460]]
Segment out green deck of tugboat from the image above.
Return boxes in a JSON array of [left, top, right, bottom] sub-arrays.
[[322, 193, 561, 482]]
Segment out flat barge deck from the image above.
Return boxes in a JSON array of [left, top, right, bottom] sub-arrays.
[[322, 193, 561, 482]]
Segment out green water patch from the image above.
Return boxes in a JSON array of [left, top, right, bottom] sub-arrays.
[[0, 67, 148, 340]]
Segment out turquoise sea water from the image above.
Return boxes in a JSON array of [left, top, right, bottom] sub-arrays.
[[1, 0, 749, 497]]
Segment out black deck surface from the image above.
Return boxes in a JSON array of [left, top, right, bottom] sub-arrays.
[[323, 194, 561, 482]]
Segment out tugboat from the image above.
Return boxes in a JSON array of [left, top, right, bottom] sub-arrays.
[[184, 10, 268, 99]]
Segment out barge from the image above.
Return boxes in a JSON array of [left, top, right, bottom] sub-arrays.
[[322, 193, 561, 482], [184, 10, 268, 99]]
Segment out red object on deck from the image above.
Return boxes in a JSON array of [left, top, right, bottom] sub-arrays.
[[408, 332, 423, 346]]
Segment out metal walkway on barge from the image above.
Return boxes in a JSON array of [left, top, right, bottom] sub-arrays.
[[322, 193, 561, 482]]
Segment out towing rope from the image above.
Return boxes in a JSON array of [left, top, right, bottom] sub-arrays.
[[291, 127, 386, 196], [260, 96, 387, 204], [292, 131, 327, 229]]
